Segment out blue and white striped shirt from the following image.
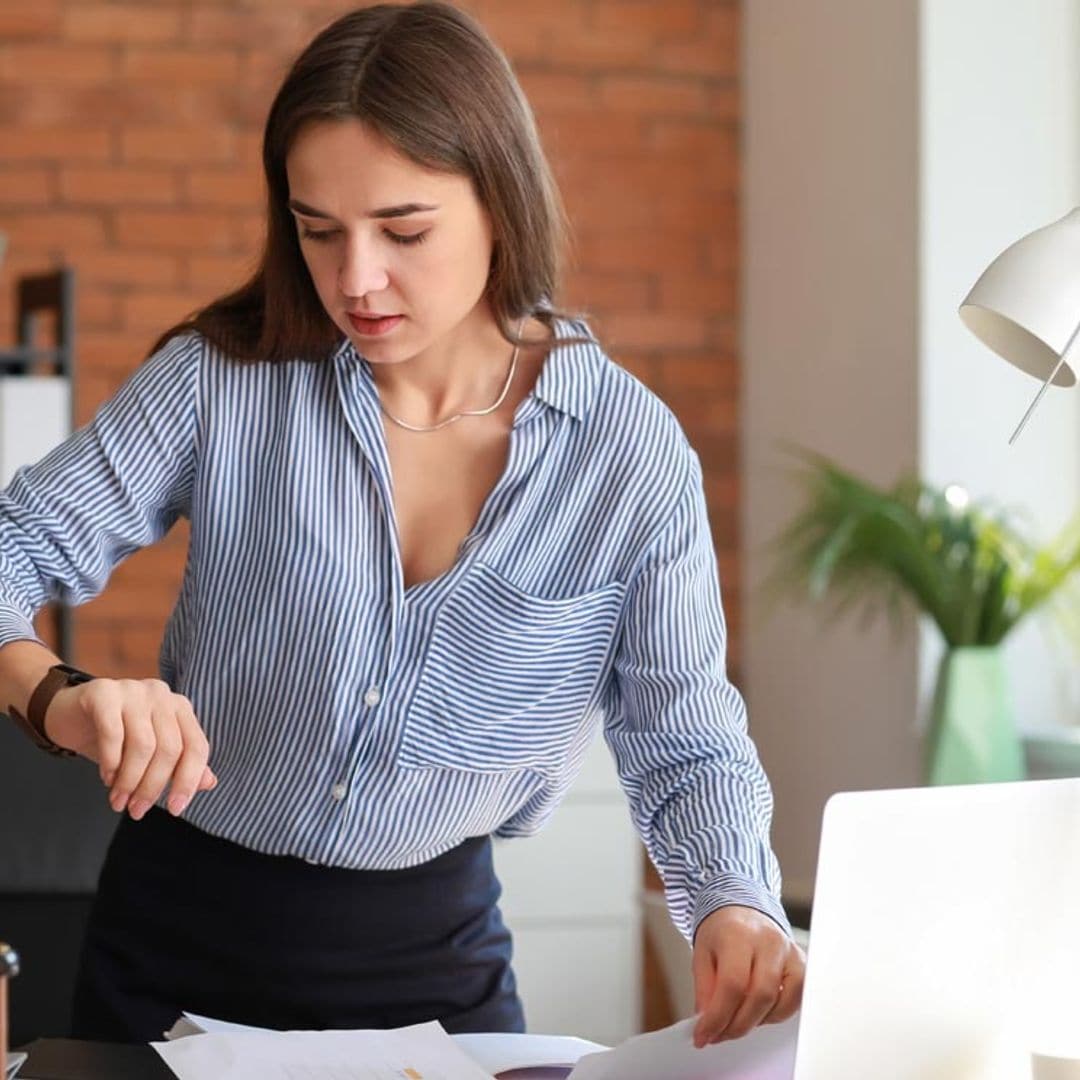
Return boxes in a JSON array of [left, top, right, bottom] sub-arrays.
[[0, 318, 787, 938]]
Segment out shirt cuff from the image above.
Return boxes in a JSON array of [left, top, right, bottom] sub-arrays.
[[0, 607, 44, 651], [692, 872, 793, 941]]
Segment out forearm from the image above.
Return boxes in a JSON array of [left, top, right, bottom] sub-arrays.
[[0, 639, 62, 720]]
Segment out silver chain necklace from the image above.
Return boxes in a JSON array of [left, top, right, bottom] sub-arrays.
[[377, 323, 524, 434]]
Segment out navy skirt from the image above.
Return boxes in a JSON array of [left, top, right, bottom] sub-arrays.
[[71, 807, 524, 1042]]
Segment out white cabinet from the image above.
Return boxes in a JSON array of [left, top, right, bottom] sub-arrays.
[[493, 735, 643, 1046], [0, 376, 69, 486]]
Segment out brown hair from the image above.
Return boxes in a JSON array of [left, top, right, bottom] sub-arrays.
[[148, 2, 583, 363]]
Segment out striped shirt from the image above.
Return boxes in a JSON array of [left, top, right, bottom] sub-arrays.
[[0, 318, 787, 939]]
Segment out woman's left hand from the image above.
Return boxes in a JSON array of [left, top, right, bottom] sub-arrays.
[[690, 904, 805, 1047]]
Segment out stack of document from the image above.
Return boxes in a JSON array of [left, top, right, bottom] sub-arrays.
[[158, 1009, 798, 1079]]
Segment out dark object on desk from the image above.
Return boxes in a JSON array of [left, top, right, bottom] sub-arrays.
[[16, 1038, 172, 1080], [1, 942, 19, 1080]]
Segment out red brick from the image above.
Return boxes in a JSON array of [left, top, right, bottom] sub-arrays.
[[658, 272, 738, 316], [598, 76, 708, 117], [63, 4, 183, 45], [121, 127, 236, 165], [664, 384, 738, 434], [0, 126, 112, 162], [573, 226, 703, 275], [707, 82, 740, 123], [561, 270, 653, 314], [474, 2, 590, 61], [11, 83, 262, 129], [77, 287, 123, 331], [184, 168, 264, 210], [186, 253, 260, 294], [120, 290, 202, 331], [659, 355, 738, 394], [236, 131, 265, 171], [648, 121, 739, 179], [79, 331, 158, 375], [544, 113, 646, 158], [590, 1, 702, 38], [113, 211, 241, 252], [60, 166, 179, 206], [187, 7, 307, 48], [602, 312, 711, 351], [73, 250, 180, 289], [121, 47, 241, 83], [517, 72, 598, 115], [0, 4, 62, 39], [2, 211, 106, 252], [0, 45, 115, 82], [0, 166, 57, 206]]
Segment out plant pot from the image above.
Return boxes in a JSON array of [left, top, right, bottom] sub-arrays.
[[925, 646, 1025, 785]]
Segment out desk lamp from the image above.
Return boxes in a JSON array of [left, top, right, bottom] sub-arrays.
[[959, 207, 1079, 442], [960, 207, 1080, 1076]]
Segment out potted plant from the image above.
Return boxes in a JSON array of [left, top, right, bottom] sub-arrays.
[[769, 451, 1080, 785]]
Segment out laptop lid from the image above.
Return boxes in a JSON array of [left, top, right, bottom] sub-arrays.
[[793, 778, 1080, 1080]]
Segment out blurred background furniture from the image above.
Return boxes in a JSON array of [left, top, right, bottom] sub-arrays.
[[0, 267, 118, 1046]]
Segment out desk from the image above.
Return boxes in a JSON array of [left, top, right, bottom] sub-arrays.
[[15, 1038, 172, 1079]]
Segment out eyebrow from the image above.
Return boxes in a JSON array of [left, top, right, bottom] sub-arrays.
[[286, 198, 439, 221]]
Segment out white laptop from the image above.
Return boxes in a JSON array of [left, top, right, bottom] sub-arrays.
[[793, 777, 1080, 1080]]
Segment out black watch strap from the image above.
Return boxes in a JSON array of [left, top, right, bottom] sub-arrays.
[[8, 663, 94, 757]]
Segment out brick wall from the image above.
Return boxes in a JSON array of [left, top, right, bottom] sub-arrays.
[[0, 0, 740, 1028]]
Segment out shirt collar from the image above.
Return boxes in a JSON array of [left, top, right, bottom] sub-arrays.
[[332, 315, 607, 424], [530, 317, 606, 422]]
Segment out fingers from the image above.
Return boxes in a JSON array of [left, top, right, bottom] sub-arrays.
[[691, 908, 807, 1048], [692, 939, 752, 1047], [162, 705, 213, 816], [715, 948, 786, 1042], [82, 680, 214, 821], [763, 944, 806, 1024]]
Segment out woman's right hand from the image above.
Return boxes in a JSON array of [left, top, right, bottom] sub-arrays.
[[43, 678, 217, 820]]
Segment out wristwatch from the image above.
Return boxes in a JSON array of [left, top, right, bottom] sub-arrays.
[[7, 663, 95, 757]]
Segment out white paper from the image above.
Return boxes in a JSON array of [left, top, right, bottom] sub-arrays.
[[566, 1015, 799, 1080], [166, 1012, 605, 1076], [153, 1020, 496, 1080], [452, 1033, 607, 1073]]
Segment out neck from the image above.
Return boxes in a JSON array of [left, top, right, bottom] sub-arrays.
[[373, 306, 516, 422]]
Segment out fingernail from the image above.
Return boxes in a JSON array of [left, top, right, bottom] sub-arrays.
[[167, 794, 189, 816], [110, 791, 129, 813], [128, 798, 150, 820]]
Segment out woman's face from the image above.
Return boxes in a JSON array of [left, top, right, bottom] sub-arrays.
[[285, 118, 495, 363]]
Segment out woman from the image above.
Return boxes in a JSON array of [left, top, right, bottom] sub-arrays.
[[0, 1, 804, 1049]]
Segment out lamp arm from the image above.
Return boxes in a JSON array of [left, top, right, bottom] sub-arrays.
[[1009, 320, 1080, 445]]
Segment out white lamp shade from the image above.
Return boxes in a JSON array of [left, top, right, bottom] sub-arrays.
[[959, 207, 1080, 388]]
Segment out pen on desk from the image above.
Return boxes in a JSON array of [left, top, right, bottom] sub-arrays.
[[0, 941, 18, 1079]]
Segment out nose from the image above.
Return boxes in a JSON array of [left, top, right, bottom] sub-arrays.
[[338, 233, 390, 299]]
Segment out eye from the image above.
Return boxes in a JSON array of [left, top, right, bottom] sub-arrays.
[[300, 227, 339, 243], [386, 230, 429, 246]]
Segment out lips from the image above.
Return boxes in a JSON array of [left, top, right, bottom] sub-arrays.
[[347, 312, 403, 336]]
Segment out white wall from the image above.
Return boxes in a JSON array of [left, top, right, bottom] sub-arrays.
[[742, 0, 922, 901], [743, 1, 1080, 903], [919, 0, 1080, 732]]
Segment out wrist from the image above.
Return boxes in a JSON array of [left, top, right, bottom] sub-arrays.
[[8, 663, 95, 757]]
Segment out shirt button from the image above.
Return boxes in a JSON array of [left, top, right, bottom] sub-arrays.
[[363, 687, 381, 707], [330, 782, 347, 801]]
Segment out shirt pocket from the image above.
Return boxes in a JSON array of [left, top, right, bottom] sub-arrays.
[[400, 562, 626, 775]]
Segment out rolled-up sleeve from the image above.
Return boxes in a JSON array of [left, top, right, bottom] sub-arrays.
[[0, 333, 202, 647], [603, 449, 789, 941]]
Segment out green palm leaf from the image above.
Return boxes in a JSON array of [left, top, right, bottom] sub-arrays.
[[767, 450, 1080, 649]]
